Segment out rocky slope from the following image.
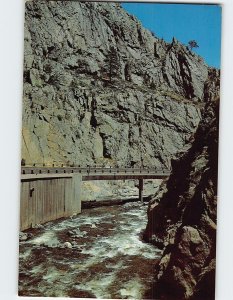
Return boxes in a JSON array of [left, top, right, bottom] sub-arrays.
[[144, 90, 219, 299], [22, 1, 210, 168]]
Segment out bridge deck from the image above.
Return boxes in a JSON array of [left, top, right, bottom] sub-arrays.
[[21, 167, 170, 181]]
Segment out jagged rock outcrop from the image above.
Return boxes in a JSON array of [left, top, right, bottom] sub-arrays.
[[22, 1, 211, 167], [144, 95, 219, 299]]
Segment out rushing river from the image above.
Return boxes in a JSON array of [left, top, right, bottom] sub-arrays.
[[18, 202, 162, 299]]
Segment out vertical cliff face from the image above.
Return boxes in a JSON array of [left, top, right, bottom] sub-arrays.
[[22, 1, 211, 168], [144, 91, 219, 299]]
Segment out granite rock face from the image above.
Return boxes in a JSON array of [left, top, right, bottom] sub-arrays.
[[144, 95, 219, 299], [22, 1, 211, 168]]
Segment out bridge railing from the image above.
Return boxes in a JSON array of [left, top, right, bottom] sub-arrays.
[[21, 166, 171, 175]]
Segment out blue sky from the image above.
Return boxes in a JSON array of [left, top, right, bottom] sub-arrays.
[[122, 3, 222, 68]]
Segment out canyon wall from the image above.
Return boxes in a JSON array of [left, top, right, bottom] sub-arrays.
[[22, 1, 210, 168], [144, 87, 219, 299]]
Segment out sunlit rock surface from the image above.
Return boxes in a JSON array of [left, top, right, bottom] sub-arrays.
[[81, 179, 162, 201], [22, 1, 210, 168]]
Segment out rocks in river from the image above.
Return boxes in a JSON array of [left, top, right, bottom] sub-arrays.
[[144, 97, 219, 300], [19, 232, 31, 241], [32, 223, 44, 229], [22, 1, 207, 169], [63, 242, 72, 249], [68, 229, 87, 238]]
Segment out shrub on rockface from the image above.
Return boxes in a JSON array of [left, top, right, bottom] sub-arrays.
[[144, 97, 219, 300]]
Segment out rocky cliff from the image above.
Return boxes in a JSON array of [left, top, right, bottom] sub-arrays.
[[144, 90, 219, 299], [22, 1, 210, 168]]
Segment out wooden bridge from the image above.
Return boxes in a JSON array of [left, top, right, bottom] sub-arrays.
[[20, 166, 170, 231]]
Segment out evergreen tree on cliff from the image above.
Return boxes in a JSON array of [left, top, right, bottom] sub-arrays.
[[104, 46, 120, 82], [188, 40, 199, 51]]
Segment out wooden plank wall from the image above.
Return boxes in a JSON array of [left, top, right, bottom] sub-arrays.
[[20, 175, 82, 231]]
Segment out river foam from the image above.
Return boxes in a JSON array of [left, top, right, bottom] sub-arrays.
[[19, 202, 161, 298]]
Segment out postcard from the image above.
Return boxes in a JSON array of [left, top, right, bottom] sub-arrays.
[[18, 2, 221, 299]]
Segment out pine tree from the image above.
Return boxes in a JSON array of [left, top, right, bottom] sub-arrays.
[[105, 46, 119, 82], [188, 40, 199, 51]]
